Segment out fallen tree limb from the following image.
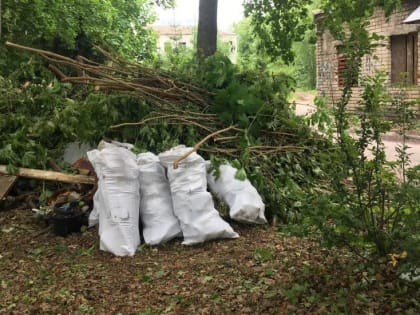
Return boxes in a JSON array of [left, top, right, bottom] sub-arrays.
[[173, 126, 236, 169], [5, 41, 308, 159], [5, 41, 212, 108], [0, 165, 96, 185]]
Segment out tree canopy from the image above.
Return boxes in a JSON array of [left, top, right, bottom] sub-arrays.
[[244, 0, 312, 64], [0, 0, 158, 73]]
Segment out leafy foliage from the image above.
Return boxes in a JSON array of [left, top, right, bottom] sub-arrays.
[[0, 59, 158, 168], [2, 0, 418, 272], [153, 47, 332, 221], [0, 0, 157, 74], [309, 73, 419, 261], [243, 0, 312, 64], [1, 40, 333, 224], [235, 17, 315, 91], [0, 65, 71, 168], [302, 0, 419, 269]]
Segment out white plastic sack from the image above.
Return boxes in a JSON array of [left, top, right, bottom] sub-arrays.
[[207, 164, 267, 224], [88, 140, 137, 227], [159, 145, 238, 245], [137, 152, 181, 245], [97, 140, 134, 151], [87, 143, 140, 256], [88, 193, 99, 228]]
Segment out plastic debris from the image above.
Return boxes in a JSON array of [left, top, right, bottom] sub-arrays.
[[207, 164, 267, 224], [137, 152, 181, 245], [87, 142, 140, 256], [159, 145, 238, 245]]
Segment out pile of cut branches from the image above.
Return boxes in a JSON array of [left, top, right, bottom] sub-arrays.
[[6, 41, 310, 159], [5, 41, 331, 220], [6, 42, 211, 109]]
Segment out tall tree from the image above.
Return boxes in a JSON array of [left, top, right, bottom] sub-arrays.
[[197, 0, 218, 59]]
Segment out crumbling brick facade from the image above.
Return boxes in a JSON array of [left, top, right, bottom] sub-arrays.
[[315, 0, 420, 113]]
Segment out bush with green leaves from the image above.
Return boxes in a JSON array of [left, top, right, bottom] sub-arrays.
[[306, 72, 419, 268], [296, 0, 420, 270]]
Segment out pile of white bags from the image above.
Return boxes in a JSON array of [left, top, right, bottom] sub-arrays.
[[207, 164, 267, 224], [87, 142, 140, 256], [86, 142, 266, 256], [137, 152, 181, 245], [159, 146, 239, 245]]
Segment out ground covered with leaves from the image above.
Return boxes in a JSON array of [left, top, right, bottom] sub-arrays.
[[0, 208, 418, 314]]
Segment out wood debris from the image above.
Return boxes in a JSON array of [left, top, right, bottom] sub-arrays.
[[0, 165, 96, 185], [5, 41, 308, 160], [0, 175, 18, 200]]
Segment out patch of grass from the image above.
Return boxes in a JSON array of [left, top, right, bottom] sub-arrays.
[[38, 268, 52, 282], [264, 269, 276, 277], [74, 244, 96, 256], [30, 247, 44, 256], [55, 243, 68, 253], [77, 304, 94, 314], [281, 283, 307, 305], [254, 247, 275, 263], [139, 272, 153, 283], [174, 294, 191, 306], [155, 269, 170, 279], [69, 263, 87, 273], [210, 292, 220, 302]]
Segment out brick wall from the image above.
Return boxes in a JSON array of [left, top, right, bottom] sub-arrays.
[[315, 0, 420, 114]]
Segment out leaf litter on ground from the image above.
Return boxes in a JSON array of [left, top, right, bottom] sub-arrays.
[[0, 207, 418, 314]]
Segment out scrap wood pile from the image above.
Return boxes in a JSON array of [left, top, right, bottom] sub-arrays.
[[5, 41, 308, 159]]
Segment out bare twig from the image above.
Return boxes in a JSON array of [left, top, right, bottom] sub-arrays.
[[173, 126, 236, 169]]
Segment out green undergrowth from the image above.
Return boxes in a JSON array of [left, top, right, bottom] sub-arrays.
[[1, 52, 333, 224], [1, 44, 419, 285]]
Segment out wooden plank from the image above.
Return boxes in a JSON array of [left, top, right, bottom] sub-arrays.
[[0, 175, 18, 200], [409, 32, 417, 84], [391, 35, 407, 83], [0, 165, 96, 185], [407, 34, 414, 84]]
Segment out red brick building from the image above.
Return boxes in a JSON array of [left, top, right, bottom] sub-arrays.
[[315, 0, 420, 113]]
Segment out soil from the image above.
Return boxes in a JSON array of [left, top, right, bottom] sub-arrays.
[[291, 91, 316, 106], [291, 91, 316, 116], [0, 208, 418, 314]]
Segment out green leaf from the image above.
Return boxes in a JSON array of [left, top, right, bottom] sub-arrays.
[[235, 168, 247, 181]]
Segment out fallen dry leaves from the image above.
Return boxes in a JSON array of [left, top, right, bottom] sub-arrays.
[[0, 208, 418, 314]]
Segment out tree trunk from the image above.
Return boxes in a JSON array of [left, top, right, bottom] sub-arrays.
[[197, 0, 218, 59], [0, 0, 2, 38]]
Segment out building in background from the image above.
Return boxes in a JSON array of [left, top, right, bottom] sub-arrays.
[[152, 25, 238, 62], [315, 0, 420, 114]]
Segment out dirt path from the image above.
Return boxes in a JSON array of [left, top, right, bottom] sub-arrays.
[[292, 90, 420, 166], [291, 91, 316, 116], [0, 208, 417, 314]]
